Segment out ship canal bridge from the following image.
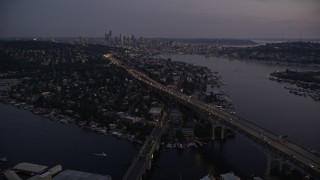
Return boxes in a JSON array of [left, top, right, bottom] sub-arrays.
[[104, 54, 320, 179]]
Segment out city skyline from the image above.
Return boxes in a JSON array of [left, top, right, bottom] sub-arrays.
[[1, 0, 320, 39]]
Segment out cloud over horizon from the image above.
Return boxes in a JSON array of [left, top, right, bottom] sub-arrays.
[[1, 0, 319, 39]]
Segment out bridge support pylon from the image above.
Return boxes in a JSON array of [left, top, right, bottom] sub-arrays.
[[278, 161, 283, 172], [266, 155, 271, 176], [221, 126, 225, 140], [147, 159, 152, 170], [212, 124, 216, 140]]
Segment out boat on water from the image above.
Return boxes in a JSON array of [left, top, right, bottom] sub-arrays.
[[0, 157, 8, 162], [200, 174, 215, 180], [93, 152, 107, 157]]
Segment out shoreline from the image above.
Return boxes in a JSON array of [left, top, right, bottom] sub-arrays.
[[157, 52, 320, 69], [0, 97, 210, 151]]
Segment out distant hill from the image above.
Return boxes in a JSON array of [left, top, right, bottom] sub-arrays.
[[156, 38, 257, 46], [219, 42, 320, 64]]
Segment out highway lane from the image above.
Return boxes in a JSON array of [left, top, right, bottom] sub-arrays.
[[122, 103, 168, 180], [104, 54, 320, 177], [179, 83, 320, 173]]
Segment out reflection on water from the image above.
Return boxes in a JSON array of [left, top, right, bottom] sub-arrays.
[[195, 152, 203, 167], [0, 103, 138, 180], [165, 54, 320, 151], [150, 54, 320, 179]]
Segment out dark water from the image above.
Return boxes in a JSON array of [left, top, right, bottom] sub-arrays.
[[165, 55, 320, 151], [1, 55, 319, 179], [148, 55, 320, 179], [0, 103, 138, 180], [149, 138, 266, 179]]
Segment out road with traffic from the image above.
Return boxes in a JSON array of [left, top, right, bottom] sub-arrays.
[[104, 54, 320, 178]]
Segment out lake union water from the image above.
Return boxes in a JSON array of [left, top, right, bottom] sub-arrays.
[[1, 55, 319, 179], [149, 55, 320, 179], [0, 103, 139, 180], [165, 55, 320, 150]]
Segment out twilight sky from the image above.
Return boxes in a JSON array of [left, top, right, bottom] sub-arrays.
[[1, 0, 319, 39]]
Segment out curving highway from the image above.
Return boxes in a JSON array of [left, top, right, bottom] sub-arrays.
[[104, 54, 320, 178]]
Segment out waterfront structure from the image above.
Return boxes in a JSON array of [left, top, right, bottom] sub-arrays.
[[12, 162, 48, 175], [53, 170, 112, 180], [2, 162, 111, 180]]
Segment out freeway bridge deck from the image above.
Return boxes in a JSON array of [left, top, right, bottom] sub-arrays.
[[104, 54, 320, 178], [122, 107, 168, 180]]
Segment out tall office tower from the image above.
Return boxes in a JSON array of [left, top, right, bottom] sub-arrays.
[[109, 30, 112, 37], [299, 31, 302, 41], [114, 36, 119, 43], [109, 30, 112, 41], [131, 35, 135, 42], [123, 35, 126, 44], [120, 33, 122, 44], [105, 33, 108, 41], [131, 35, 136, 47]]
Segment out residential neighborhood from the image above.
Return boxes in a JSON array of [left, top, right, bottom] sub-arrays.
[[0, 40, 233, 149]]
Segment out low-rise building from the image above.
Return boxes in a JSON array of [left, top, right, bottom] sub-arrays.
[[148, 107, 163, 119], [181, 128, 195, 142], [169, 108, 183, 123]]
